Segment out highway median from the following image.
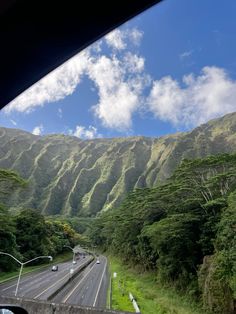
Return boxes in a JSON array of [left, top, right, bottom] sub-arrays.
[[47, 255, 94, 301]]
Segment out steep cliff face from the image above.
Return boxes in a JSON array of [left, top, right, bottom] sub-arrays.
[[0, 112, 235, 216]]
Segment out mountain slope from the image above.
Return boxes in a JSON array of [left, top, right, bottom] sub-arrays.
[[0, 112, 236, 216]]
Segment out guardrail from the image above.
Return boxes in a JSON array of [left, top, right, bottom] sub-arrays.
[[129, 292, 140, 313]]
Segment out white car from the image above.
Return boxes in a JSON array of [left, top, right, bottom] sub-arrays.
[[72, 260, 76, 264], [96, 260, 100, 264], [51, 265, 58, 271]]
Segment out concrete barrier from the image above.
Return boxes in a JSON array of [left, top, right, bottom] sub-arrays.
[[47, 256, 94, 301], [0, 296, 134, 314]]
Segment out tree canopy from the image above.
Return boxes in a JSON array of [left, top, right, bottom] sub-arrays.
[[89, 153, 236, 313]]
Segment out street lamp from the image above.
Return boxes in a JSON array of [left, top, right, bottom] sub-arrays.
[[0, 252, 52, 296], [63, 245, 76, 264]]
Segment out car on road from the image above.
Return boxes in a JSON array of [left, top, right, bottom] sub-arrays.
[[51, 265, 58, 271], [96, 260, 100, 264], [72, 260, 76, 265]]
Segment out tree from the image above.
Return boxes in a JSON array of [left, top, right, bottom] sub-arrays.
[[15, 209, 50, 260], [0, 205, 21, 271], [143, 214, 200, 287], [0, 169, 26, 271], [88, 153, 236, 311]]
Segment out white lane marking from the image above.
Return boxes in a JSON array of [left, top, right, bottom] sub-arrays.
[[93, 258, 107, 307], [1, 268, 51, 291], [62, 262, 97, 303], [2, 284, 15, 291], [34, 259, 90, 299], [34, 273, 69, 299], [1, 261, 74, 291]]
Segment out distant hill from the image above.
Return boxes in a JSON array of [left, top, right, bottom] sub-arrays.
[[0, 112, 236, 216]]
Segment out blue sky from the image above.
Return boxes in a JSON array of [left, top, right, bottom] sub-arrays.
[[1, 0, 236, 139]]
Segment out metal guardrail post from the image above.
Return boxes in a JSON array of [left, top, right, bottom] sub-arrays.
[[129, 292, 141, 313]]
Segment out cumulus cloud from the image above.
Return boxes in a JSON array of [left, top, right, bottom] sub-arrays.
[[4, 51, 89, 114], [3, 27, 147, 132], [148, 66, 236, 127], [105, 29, 126, 50], [32, 124, 43, 135], [129, 28, 143, 46], [87, 54, 149, 130], [123, 52, 145, 73], [105, 28, 143, 50], [7, 27, 235, 133], [73, 125, 101, 139]]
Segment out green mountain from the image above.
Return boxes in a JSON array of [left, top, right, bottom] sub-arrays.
[[0, 112, 236, 216]]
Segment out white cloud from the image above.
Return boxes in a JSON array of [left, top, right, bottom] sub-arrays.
[[148, 66, 236, 127], [123, 52, 145, 73], [32, 124, 43, 135], [1, 26, 170, 133], [179, 50, 193, 59], [105, 29, 126, 50], [129, 28, 143, 46], [10, 119, 17, 126], [3, 27, 146, 133], [4, 51, 89, 114], [73, 125, 101, 139], [90, 41, 102, 53], [87, 54, 149, 130], [105, 28, 143, 50], [4, 24, 236, 134]]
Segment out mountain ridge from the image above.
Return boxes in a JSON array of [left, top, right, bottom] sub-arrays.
[[0, 112, 236, 216]]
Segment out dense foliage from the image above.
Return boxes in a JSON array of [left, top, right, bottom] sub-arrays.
[[0, 169, 82, 271], [89, 154, 236, 313]]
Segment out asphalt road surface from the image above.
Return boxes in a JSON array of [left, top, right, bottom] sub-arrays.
[[52, 255, 109, 308], [0, 256, 91, 300]]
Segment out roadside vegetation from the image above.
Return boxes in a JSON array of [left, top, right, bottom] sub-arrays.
[[109, 255, 205, 314], [0, 169, 84, 273], [90, 154, 236, 314]]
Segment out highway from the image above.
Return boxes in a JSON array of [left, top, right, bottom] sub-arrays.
[[0, 256, 92, 300], [52, 256, 109, 308]]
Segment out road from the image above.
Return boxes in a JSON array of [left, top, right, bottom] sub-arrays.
[[52, 255, 109, 308], [0, 256, 91, 300]]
